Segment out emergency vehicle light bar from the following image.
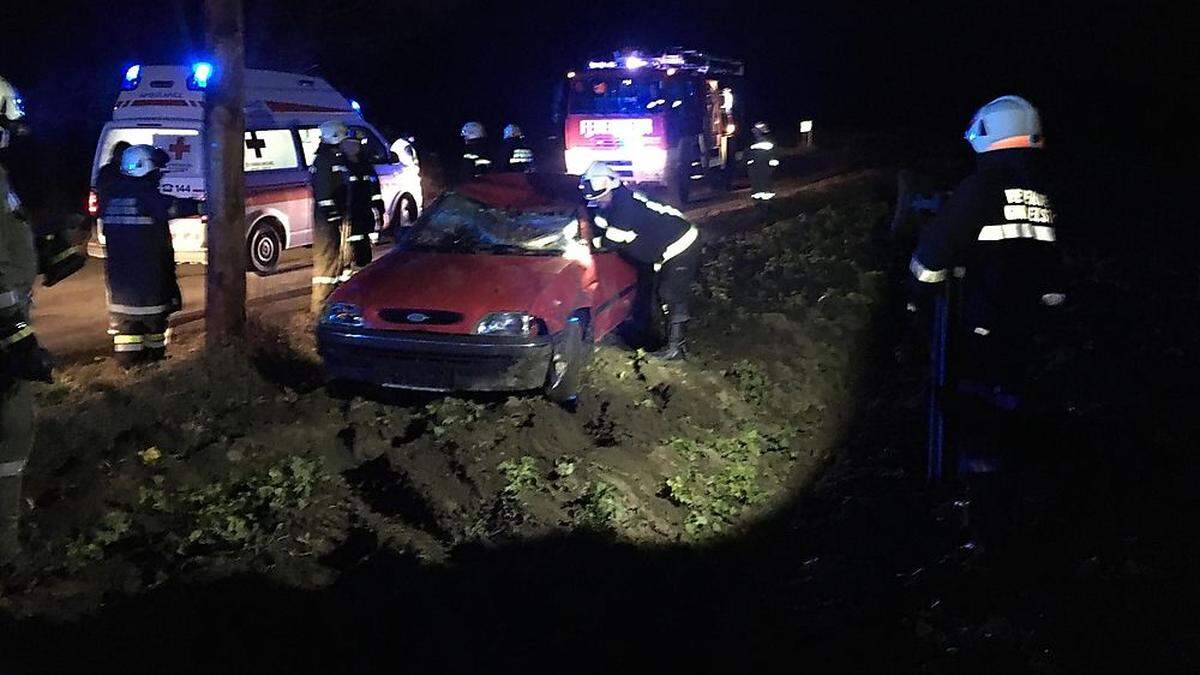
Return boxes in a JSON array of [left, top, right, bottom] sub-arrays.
[[583, 50, 744, 77]]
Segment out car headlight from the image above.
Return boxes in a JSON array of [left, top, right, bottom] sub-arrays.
[[321, 302, 364, 327], [475, 312, 544, 336]]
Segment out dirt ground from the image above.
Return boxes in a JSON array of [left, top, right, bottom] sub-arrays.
[[3, 165, 1199, 674]]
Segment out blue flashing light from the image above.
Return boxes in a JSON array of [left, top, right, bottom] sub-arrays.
[[191, 61, 213, 89], [624, 55, 648, 70], [121, 64, 142, 90], [350, 99, 362, 113]]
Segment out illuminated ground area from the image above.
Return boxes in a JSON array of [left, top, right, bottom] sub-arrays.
[[4, 170, 1199, 672]]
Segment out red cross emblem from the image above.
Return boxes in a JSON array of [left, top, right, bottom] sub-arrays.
[[168, 137, 191, 160]]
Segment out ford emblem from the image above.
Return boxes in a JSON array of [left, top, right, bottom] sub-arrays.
[[407, 312, 430, 323]]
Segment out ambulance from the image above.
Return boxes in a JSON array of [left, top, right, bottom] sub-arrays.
[[86, 63, 423, 274], [557, 49, 743, 205]]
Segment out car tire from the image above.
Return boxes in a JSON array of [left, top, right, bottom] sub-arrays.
[[247, 219, 283, 276], [545, 318, 590, 407]]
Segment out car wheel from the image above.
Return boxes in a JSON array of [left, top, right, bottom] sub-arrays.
[[545, 318, 591, 407], [247, 220, 282, 275]]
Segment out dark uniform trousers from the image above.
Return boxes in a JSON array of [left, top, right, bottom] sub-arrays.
[[345, 160, 384, 273], [747, 137, 778, 202], [311, 144, 349, 313], [2, 162, 37, 561]]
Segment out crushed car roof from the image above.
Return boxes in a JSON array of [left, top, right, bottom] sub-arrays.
[[453, 173, 584, 211]]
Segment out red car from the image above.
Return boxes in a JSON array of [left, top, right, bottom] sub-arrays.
[[317, 173, 643, 403]]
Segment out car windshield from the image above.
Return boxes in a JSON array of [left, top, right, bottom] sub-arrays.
[[398, 194, 579, 255], [568, 75, 665, 115]]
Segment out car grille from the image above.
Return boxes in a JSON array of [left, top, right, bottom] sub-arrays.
[[377, 308, 463, 326]]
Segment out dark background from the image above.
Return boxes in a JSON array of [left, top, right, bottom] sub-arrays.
[[2, 0, 1194, 243]]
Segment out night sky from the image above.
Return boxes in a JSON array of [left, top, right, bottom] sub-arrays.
[[2, 0, 1192, 227]]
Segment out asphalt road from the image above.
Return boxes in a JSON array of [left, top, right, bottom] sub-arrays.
[[33, 153, 846, 363]]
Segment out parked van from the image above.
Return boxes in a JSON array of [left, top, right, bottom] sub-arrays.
[[87, 64, 422, 274]]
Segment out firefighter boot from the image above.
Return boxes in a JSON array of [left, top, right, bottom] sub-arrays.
[[652, 319, 688, 361]]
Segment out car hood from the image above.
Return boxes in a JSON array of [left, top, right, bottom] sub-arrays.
[[332, 250, 585, 332]]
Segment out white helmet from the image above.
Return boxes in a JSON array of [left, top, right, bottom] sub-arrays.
[[319, 120, 350, 145], [0, 76, 25, 124], [461, 122, 486, 141], [503, 124, 523, 140], [121, 145, 158, 177], [1, 75, 27, 150], [579, 161, 622, 201], [964, 95, 1043, 153]]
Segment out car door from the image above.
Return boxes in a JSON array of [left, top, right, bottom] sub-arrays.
[[582, 211, 640, 337], [240, 128, 311, 249]]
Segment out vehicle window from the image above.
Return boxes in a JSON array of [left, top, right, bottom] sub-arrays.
[[568, 75, 665, 115], [95, 128, 201, 179], [298, 127, 322, 166], [244, 129, 299, 172], [297, 126, 389, 165], [349, 127, 389, 164], [398, 194, 581, 255]]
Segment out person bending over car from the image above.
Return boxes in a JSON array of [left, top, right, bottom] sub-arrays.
[[580, 161, 700, 360]]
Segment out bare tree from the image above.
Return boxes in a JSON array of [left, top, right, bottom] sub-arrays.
[[203, 0, 247, 345]]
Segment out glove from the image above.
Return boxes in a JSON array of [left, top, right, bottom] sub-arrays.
[[1, 329, 54, 384]]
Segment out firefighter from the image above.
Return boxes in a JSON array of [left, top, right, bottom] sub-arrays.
[[580, 162, 700, 360], [97, 145, 201, 366], [2, 74, 54, 567], [746, 122, 779, 203], [459, 121, 493, 182], [500, 124, 534, 172], [340, 132, 384, 274], [909, 96, 1066, 549], [310, 120, 351, 313]]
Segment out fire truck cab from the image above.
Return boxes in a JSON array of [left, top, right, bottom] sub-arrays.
[[559, 50, 743, 205], [87, 64, 423, 274]]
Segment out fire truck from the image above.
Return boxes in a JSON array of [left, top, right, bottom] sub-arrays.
[[558, 49, 744, 205]]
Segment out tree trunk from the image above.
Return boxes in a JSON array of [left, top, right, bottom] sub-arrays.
[[203, 0, 247, 347]]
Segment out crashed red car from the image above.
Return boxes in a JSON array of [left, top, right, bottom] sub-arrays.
[[317, 173, 644, 402]]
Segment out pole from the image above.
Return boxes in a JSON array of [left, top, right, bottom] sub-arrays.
[[927, 289, 949, 483], [203, 0, 247, 347]]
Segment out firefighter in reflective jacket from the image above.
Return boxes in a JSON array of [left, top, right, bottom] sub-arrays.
[[909, 95, 1066, 474], [3, 75, 58, 566], [341, 133, 384, 274], [97, 145, 201, 366], [310, 120, 351, 312], [581, 162, 700, 360], [747, 122, 779, 202], [500, 124, 534, 172], [459, 122, 493, 182]]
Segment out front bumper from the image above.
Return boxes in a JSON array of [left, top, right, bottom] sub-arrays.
[[317, 326, 555, 392]]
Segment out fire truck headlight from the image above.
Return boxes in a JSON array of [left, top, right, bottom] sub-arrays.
[[632, 147, 667, 172], [565, 148, 594, 176]]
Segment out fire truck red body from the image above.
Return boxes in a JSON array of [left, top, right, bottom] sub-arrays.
[[560, 50, 743, 204]]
